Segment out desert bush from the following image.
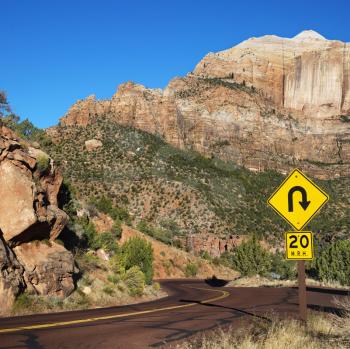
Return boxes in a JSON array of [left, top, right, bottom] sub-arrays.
[[152, 282, 161, 292], [270, 252, 296, 280], [137, 220, 173, 245], [340, 115, 350, 122], [36, 154, 50, 173], [185, 262, 198, 277], [102, 285, 115, 296], [12, 293, 35, 313], [163, 260, 172, 276], [95, 232, 118, 254], [109, 254, 126, 275], [12, 293, 64, 315], [75, 251, 103, 272], [111, 220, 122, 239], [315, 240, 350, 285], [229, 236, 271, 276], [123, 266, 145, 296], [121, 237, 154, 284], [199, 250, 211, 261], [107, 273, 120, 285], [90, 196, 131, 224]]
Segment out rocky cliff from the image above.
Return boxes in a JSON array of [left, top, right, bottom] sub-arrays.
[[57, 30, 350, 179], [0, 123, 77, 314]]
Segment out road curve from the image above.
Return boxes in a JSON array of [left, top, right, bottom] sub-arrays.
[[0, 279, 348, 349]]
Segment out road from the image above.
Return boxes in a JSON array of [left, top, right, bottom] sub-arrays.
[[0, 279, 348, 349]]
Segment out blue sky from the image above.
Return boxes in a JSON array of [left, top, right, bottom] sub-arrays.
[[1, 0, 349, 128]]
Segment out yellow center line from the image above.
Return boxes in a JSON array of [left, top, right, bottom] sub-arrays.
[[0, 285, 230, 334]]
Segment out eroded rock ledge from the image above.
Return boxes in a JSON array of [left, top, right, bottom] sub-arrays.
[[0, 123, 77, 314]]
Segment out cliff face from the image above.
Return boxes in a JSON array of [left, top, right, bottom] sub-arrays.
[[194, 30, 350, 117], [0, 123, 77, 314], [57, 31, 350, 179]]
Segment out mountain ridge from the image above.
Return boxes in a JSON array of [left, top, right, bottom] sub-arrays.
[[54, 30, 350, 179]]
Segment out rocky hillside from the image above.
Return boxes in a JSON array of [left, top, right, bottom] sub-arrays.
[[120, 225, 238, 279], [0, 122, 77, 314], [44, 118, 350, 250], [57, 30, 350, 179]]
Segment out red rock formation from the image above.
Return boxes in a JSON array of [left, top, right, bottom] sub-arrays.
[[186, 234, 246, 257], [91, 212, 114, 234], [14, 241, 77, 297], [0, 123, 76, 314], [55, 31, 350, 179]]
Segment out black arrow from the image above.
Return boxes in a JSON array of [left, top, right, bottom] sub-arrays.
[[288, 186, 311, 212]]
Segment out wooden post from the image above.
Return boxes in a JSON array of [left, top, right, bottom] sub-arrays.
[[298, 260, 307, 322]]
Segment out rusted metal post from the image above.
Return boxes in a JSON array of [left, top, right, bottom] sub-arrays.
[[298, 260, 307, 322]]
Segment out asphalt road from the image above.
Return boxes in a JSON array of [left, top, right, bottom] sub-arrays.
[[0, 279, 348, 349]]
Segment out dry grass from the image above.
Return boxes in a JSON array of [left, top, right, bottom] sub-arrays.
[[9, 281, 166, 317], [174, 299, 350, 349], [174, 315, 349, 349], [228, 276, 349, 290]]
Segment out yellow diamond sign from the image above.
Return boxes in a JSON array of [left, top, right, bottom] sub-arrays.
[[268, 169, 329, 230]]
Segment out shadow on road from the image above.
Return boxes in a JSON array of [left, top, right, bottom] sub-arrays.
[[306, 287, 350, 296], [307, 304, 346, 316], [179, 299, 272, 322], [204, 277, 229, 287], [0, 332, 45, 349]]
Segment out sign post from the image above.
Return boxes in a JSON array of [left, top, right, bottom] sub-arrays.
[[268, 169, 329, 322], [298, 261, 307, 322]]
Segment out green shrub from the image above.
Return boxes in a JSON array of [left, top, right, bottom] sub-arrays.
[[271, 252, 296, 280], [90, 196, 131, 224], [199, 250, 211, 260], [121, 237, 154, 284], [102, 285, 115, 296], [81, 220, 98, 249], [12, 293, 34, 313], [109, 254, 126, 275], [315, 240, 350, 285], [80, 216, 119, 253], [95, 232, 118, 254], [185, 262, 198, 277], [152, 282, 161, 292], [36, 154, 50, 173], [76, 252, 101, 272], [340, 115, 350, 123], [112, 220, 122, 239], [163, 260, 172, 276], [81, 275, 93, 286], [212, 257, 221, 266], [230, 236, 271, 276], [107, 273, 121, 285], [123, 266, 145, 296], [137, 220, 180, 245]]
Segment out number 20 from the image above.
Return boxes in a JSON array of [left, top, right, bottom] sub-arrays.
[[289, 235, 309, 248]]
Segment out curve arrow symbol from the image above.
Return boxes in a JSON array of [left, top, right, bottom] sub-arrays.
[[288, 186, 311, 212]]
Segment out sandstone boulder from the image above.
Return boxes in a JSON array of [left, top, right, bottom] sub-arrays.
[[14, 241, 77, 298], [91, 212, 114, 234], [0, 236, 25, 315], [85, 139, 103, 151], [0, 161, 37, 241], [0, 126, 68, 244], [0, 124, 75, 313], [96, 248, 110, 261]]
